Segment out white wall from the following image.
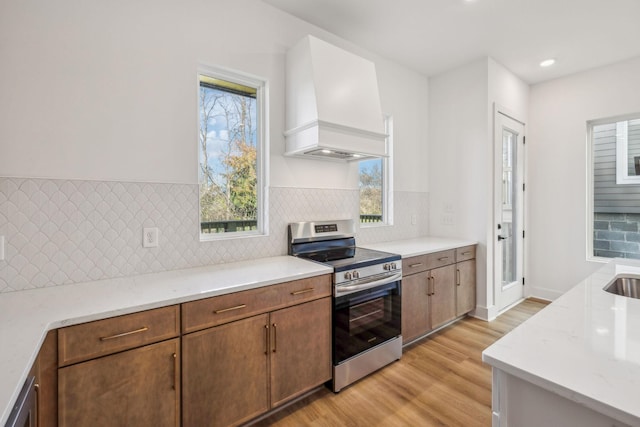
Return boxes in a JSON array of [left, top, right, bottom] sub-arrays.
[[429, 57, 529, 319], [0, 0, 428, 193], [429, 58, 490, 311], [528, 56, 640, 299]]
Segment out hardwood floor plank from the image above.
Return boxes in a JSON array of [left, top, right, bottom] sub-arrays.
[[251, 299, 547, 427]]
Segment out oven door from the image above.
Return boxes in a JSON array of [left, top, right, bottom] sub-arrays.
[[333, 278, 401, 365]]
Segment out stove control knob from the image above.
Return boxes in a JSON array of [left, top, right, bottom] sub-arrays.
[[391, 262, 397, 270], [353, 270, 360, 279], [383, 263, 390, 271], [344, 272, 352, 280]]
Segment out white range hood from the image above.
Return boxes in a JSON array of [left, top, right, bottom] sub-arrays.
[[284, 35, 388, 161]]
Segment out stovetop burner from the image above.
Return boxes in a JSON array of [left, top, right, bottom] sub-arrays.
[[288, 219, 401, 272], [313, 246, 399, 272]]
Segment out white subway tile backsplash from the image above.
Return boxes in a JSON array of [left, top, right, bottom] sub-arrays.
[[0, 177, 428, 292]]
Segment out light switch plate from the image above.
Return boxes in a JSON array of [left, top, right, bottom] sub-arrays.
[[143, 228, 159, 248]]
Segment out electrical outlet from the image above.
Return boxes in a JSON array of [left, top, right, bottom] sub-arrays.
[[442, 214, 455, 226], [143, 228, 159, 248]]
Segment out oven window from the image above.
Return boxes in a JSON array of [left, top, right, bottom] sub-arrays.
[[348, 297, 387, 336], [333, 281, 401, 364]]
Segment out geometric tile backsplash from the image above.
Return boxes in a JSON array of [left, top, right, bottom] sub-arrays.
[[0, 177, 428, 293]]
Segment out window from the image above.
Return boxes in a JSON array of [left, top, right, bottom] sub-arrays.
[[198, 68, 267, 239], [360, 116, 392, 225], [589, 113, 640, 259], [616, 119, 640, 184]]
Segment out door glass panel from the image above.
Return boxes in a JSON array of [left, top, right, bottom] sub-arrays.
[[501, 129, 517, 286]]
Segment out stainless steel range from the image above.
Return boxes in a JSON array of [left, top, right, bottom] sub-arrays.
[[288, 219, 402, 392]]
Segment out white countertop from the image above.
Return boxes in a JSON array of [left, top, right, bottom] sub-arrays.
[[363, 236, 476, 258], [0, 255, 331, 426], [483, 259, 640, 426]]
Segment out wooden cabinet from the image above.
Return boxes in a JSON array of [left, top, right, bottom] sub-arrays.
[[429, 264, 457, 329], [57, 306, 181, 427], [30, 330, 58, 427], [269, 298, 332, 407], [182, 314, 269, 427], [456, 259, 476, 316], [401, 271, 430, 343], [182, 277, 332, 427], [401, 246, 476, 344]]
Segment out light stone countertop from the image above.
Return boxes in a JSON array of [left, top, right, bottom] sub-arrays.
[[0, 255, 332, 426], [482, 259, 640, 426], [362, 236, 477, 258], [0, 235, 477, 425]]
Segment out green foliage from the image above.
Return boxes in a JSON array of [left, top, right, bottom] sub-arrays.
[[360, 160, 383, 216], [198, 82, 258, 228], [225, 141, 257, 220]]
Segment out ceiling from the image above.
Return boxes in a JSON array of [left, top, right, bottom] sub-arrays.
[[263, 0, 640, 84]]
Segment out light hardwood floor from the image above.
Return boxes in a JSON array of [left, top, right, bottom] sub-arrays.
[[253, 299, 548, 427]]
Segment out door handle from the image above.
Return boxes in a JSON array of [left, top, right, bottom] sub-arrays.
[[497, 235, 509, 241]]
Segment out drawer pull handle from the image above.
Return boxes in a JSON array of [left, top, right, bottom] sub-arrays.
[[172, 353, 178, 390], [409, 262, 423, 268], [214, 304, 247, 314], [264, 324, 270, 355], [291, 288, 314, 295], [100, 326, 149, 341], [461, 251, 472, 256], [438, 256, 449, 261], [272, 323, 277, 353]]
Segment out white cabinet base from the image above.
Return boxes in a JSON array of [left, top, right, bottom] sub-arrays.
[[492, 369, 632, 427]]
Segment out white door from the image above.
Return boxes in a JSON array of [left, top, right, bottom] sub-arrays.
[[495, 110, 525, 311]]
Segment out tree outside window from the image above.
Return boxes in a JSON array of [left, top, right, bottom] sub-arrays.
[[359, 116, 392, 225], [198, 73, 263, 236]]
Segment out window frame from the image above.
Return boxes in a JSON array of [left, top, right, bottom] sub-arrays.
[[615, 120, 640, 184], [587, 112, 640, 261], [359, 115, 393, 227], [197, 65, 269, 241]]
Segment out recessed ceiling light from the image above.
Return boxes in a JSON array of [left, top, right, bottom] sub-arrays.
[[540, 59, 556, 67]]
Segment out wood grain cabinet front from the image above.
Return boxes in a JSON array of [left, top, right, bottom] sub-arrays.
[[58, 305, 180, 367], [58, 338, 180, 427], [182, 275, 331, 334], [456, 259, 476, 316], [57, 305, 181, 427], [29, 330, 57, 427], [401, 246, 476, 345], [182, 296, 332, 427]]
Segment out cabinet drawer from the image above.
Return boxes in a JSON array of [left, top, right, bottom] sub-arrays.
[[182, 274, 332, 334], [456, 245, 476, 262], [58, 305, 180, 367], [402, 249, 456, 275]]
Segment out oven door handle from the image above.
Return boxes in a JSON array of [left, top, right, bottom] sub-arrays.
[[335, 272, 402, 296]]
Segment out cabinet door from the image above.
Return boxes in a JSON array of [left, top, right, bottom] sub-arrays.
[[401, 271, 430, 343], [59, 338, 180, 427], [182, 314, 269, 427], [34, 330, 57, 427], [429, 264, 457, 329], [269, 297, 332, 408], [456, 260, 476, 316]]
